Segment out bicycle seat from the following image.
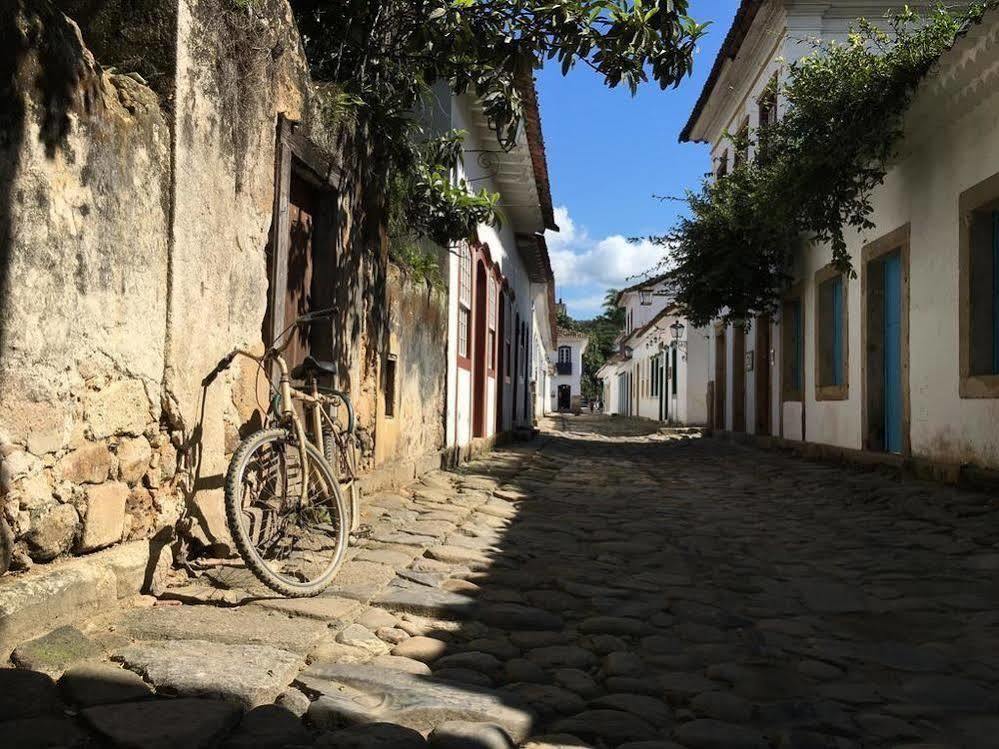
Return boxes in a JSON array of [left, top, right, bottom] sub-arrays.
[[291, 355, 338, 379]]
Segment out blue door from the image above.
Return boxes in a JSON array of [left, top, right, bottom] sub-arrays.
[[883, 252, 903, 453]]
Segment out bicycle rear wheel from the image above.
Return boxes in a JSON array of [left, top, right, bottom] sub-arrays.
[[225, 428, 348, 597], [322, 423, 360, 532]]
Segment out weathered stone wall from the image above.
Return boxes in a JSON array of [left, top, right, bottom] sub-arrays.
[[370, 263, 448, 484], [0, 0, 451, 576], [0, 1, 175, 570]]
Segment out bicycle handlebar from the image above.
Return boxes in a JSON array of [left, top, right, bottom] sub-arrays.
[[296, 307, 335, 324], [201, 351, 238, 387]]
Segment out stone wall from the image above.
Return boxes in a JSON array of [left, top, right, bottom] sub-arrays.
[[0, 0, 447, 576], [0, 2, 175, 570]]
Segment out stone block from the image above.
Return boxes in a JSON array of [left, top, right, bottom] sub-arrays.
[[117, 437, 152, 484], [80, 482, 129, 552], [0, 555, 117, 657], [25, 503, 79, 561], [10, 625, 104, 675], [84, 380, 151, 439], [82, 698, 242, 749], [56, 442, 115, 484]]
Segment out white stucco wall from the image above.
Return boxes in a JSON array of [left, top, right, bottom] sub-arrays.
[[694, 2, 999, 468]]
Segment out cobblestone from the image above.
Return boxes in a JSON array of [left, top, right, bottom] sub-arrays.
[[6, 413, 999, 747]]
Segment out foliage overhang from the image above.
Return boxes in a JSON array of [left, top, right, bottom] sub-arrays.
[[642, 3, 996, 327]]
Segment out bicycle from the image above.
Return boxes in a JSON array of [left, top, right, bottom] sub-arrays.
[[202, 307, 357, 597]]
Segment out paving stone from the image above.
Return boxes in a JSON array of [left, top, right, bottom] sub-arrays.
[[299, 662, 534, 741], [433, 667, 495, 687], [10, 625, 104, 675], [323, 560, 398, 601], [252, 595, 361, 622], [579, 616, 654, 636], [602, 650, 645, 677], [520, 735, 594, 749], [371, 584, 477, 618], [428, 720, 515, 748], [371, 654, 433, 675], [337, 623, 390, 655], [115, 639, 303, 708], [81, 697, 242, 749], [527, 645, 598, 669], [589, 693, 673, 727], [479, 602, 564, 631], [356, 607, 402, 630], [275, 687, 311, 717], [0, 669, 61, 720], [690, 690, 753, 723], [434, 650, 503, 675], [551, 709, 658, 743], [58, 662, 153, 706], [111, 604, 327, 655], [221, 704, 311, 749], [425, 545, 492, 566], [672, 719, 769, 749], [391, 636, 449, 662], [0, 716, 89, 749], [355, 548, 416, 567], [500, 684, 587, 717], [553, 668, 602, 699]]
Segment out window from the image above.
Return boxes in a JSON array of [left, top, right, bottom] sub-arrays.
[[733, 117, 749, 168], [961, 179, 999, 397], [383, 354, 397, 418], [757, 74, 778, 164], [558, 346, 571, 363], [716, 150, 728, 179], [650, 355, 660, 397], [671, 347, 678, 395], [815, 266, 848, 399], [782, 291, 804, 401], [457, 244, 472, 360]]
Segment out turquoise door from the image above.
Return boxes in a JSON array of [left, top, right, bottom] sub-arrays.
[[883, 252, 903, 453]]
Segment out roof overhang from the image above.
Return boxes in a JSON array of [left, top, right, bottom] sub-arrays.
[[465, 76, 557, 236], [680, 0, 764, 143]]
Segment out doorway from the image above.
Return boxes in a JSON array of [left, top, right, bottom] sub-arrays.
[[714, 325, 727, 430], [864, 226, 909, 454], [755, 316, 771, 435], [472, 260, 488, 438], [732, 324, 746, 432], [557, 385, 571, 412], [495, 291, 506, 432]]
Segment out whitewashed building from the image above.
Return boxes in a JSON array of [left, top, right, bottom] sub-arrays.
[[596, 277, 709, 425], [444, 81, 559, 453], [681, 0, 999, 474], [551, 328, 589, 412]]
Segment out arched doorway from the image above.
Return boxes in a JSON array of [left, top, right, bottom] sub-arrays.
[[472, 260, 489, 437]]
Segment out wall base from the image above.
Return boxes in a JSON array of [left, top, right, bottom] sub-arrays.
[[710, 430, 999, 494]]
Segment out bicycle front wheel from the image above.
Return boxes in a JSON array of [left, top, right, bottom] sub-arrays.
[[225, 428, 348, 597]]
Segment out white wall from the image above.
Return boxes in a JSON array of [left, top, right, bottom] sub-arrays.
[[695, 3, 999, 468]]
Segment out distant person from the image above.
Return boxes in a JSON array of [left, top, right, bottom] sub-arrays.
[[598, 399, 604, 412], [589, 400, 594, 413]]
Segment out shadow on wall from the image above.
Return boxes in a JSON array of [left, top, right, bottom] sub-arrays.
[[0, 0, 92, 367]]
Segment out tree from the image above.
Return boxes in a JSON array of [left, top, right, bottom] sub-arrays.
[[558, 290, 626, 399], [289, 0, 707, 250]]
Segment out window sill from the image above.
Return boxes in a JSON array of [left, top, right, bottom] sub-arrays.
[[815, 384, 849, 401], [960, 373, 999, 399]]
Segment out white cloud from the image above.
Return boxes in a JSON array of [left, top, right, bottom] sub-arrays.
[[546, 206, 667, 290]]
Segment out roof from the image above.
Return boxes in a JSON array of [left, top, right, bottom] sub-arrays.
[[516, 72, 558, 232], [612, 272, 669, 307], [556, 327, 589, 341], [679, 0, 764, 143], [620, 303, 679, 347]]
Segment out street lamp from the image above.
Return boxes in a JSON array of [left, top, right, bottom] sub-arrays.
[[670, 320, 685, 342]]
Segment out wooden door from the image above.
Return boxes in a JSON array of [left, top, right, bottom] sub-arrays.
[[755, 316, 771, 435], [472, 261, 488, 437], [732, 325, 746, 432]]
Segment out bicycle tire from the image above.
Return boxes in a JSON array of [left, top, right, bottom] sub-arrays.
[[225, 428, 348, 597]]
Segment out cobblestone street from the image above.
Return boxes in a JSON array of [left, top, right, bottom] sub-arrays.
[[5, 414, 999, 748]]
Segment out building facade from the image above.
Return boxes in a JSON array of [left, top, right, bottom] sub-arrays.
[[551, 330, 589, 412], [597, 278, 709, 425], [444, 86, 558, 454], [682, 0, 999, 473]]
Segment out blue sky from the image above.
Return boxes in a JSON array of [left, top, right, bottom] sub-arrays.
[[538, 0, 738, 319]]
